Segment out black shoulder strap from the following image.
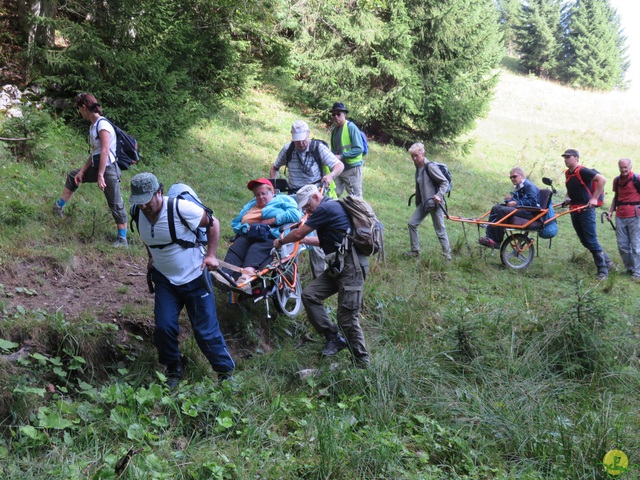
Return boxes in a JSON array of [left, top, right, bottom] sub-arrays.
[[309, 140, 324, 177], [285, 142, 296, 166], [167, 197, 199, 249], [129, 204, 140, 234], [634, 174, 640, 194]]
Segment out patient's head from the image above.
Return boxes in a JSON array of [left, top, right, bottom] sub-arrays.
[[247, 178, 275, 208]]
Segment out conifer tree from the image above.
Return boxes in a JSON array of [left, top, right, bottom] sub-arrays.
[[496, 0, 523, 55], [293, 0, 504, 143], [514, 0, 563, 78], [559, 0, 628, 89]]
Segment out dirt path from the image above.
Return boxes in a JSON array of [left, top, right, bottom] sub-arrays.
[[0, 254, 151, 322]]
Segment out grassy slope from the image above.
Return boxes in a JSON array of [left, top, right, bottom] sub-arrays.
[[1, 69, 640, 478]]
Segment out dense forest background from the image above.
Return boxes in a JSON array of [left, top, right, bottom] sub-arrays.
[[0, 0, 629, 153]]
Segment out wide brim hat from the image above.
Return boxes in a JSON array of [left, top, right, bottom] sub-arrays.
[[330, 102, 348, 114]]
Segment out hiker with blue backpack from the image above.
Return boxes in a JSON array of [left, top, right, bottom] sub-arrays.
[[404, 142, 452, 261], [53, 93, 128, 247], [129, 172, 235, 388], [329, 102, 366, 198], [478, 167, 540, 250], [606, 158, 640, 281]]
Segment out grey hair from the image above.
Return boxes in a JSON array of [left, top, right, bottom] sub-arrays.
[[619, 158, 632, 168], [510, 167, 526, 179], [408, 142, 425, 155]]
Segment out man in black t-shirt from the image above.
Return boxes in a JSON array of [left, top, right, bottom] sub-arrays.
[[562, 148, 613, 280], [274, 184, 370, 367]]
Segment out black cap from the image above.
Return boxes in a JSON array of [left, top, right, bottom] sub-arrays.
[[561, 149, 580, 158]]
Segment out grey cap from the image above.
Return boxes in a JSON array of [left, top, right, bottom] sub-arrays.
[[129, 172, 160, 204], [296, 184, 319, 208], [291, 120, 310, 142]]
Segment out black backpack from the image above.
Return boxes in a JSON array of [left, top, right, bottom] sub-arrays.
[[96, 117, 139, 170], [285, 139, 329, 183], [613, 174, 640, 206], [130, 183, 212, 249]]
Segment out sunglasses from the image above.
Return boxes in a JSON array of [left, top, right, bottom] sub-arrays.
[[509, 175, 519, 179]]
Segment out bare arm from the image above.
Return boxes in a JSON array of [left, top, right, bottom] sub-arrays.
[[589, 174, 606, 208], [274, 223, 314, 247], [201, 212, 221, 271], [96, 129, 111, 191]]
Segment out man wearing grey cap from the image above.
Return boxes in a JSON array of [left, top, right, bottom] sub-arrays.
[[270, 120, 343, 194], [271, 120, 344, 277], [273, 184, 370, 368], [562, 149, 613, 280], [129, 173, 235, 387]]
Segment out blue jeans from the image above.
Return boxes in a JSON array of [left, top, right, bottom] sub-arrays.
[[570, 208, 602, 252], [152, 269, 235, 374]]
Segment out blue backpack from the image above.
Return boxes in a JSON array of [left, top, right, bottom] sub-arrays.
[[539, 203, 558, 239], [359, 128, 369, 155]]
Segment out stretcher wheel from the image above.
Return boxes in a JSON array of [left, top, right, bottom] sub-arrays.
[[273, 271, 302, 317], [500, 233, 534, 269]]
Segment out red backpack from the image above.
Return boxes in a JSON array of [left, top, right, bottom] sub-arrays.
[[566, 165, 604, 206]]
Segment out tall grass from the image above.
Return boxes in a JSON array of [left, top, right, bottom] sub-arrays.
[[1, 68, 640, 478]]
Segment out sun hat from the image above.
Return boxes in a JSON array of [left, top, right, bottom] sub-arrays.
[[330, 102, 349, 114], [296, 184, 319, 208], [291, 120, 310, 142], [129, 172, 160, 204]]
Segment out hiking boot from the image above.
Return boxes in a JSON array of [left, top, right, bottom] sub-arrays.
[[166, 365, 183, 389], [632, 275, 640, 282], [52, 202, 64, 218], [112, 236, 128, 248], [596, 270, 608, 281], [403, 250, 419, 258], [321, 333, 348, 357], [353, 356, 370, 369], [604, 254, 615, 271], [218, 372, 236, 385], [478, 237, 500, 249]]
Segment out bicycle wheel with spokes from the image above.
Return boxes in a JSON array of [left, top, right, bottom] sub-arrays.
[[273, 268, 302, 317], [500, 233, 535, 270]]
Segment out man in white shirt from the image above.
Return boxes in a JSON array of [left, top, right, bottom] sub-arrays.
[[129, 173, 235, 388]]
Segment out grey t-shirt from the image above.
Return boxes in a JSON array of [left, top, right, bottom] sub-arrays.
[[273, 141, 341, 189]]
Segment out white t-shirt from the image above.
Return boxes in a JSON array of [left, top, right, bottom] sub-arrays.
[[89, 117, 117, 165], [138, 197, 206, 285]]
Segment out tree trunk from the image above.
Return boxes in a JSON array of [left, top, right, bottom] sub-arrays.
[[17, 0, 56, 49]]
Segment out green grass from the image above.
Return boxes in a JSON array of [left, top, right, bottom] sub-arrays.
[[1, 67, 640, 478]]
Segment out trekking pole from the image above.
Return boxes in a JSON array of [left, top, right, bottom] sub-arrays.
[[601, 211, 616, 231], [438, 201, 450, 219]]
